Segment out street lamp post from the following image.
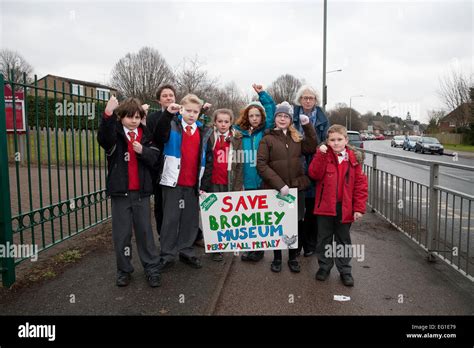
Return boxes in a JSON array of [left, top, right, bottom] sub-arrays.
[[348, 95, 364, 130], [324, 69, 342, 111]]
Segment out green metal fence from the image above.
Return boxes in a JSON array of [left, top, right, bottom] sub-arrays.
[[0, 73, 120, 287]]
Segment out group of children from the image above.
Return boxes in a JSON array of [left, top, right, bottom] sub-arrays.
[[97, 83, 368, 289]]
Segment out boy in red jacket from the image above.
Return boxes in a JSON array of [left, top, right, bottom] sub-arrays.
[[308, 124, 368, 286]]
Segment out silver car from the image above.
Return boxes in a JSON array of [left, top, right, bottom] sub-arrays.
[[391, 135, 405, 148]]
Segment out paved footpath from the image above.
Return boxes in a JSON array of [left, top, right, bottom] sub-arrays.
[[0, 210, 473, 316]]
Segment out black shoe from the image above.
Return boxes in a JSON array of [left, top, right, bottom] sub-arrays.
[[241, 251, 264, 262], [116, 273, 131, 287], [157, 259, 175, 273], [304, 250, 314, 257], [212, 252, 224, 262], [179, 254, 202, 269], [147, 274, 161, 288], [315, 268, 330, 281], [288, 259, 301, 273], [271, 260, 282, 273], [340, 273, 354, 287]]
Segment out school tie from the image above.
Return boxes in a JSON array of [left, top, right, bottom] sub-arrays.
[[185, 125, 192, 136], [128, 131, 136, 142], [219, 134, 225, 147]]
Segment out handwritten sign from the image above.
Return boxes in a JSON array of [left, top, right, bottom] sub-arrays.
[[199, 189, 298, 253]]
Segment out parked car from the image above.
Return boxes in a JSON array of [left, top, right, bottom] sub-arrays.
[[367, 134, 376, 140], [347, 130, 364, 149], [375, 134, 385, 140], [391, 135, 405, 147], [414, 137, 444, 155], [403, 135, 420, 151]]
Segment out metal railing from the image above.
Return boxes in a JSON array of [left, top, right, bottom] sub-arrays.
[[0, 74, 120, 287], [363, 149, 474, 280]]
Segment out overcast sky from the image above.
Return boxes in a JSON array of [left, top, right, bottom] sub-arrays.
[[1, 0, 472, 123]]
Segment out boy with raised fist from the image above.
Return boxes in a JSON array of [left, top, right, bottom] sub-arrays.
[[97, 96, 162, 288], [154, 94, 212, 272]]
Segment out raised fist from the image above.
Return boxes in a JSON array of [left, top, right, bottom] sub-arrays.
[[252, 84, 264, 94], [299, 114, 310, 126], [105, 96, 119, 116], [319, 144, 328, 154], [141, 104, 150, 114], [167, 103, 181, 114], [202, 102, 212, 111]]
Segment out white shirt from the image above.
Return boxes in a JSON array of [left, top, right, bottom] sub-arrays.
[[181, 119, 197, 135], [337, 149, 348, 164], [123, 126, 138, 141]]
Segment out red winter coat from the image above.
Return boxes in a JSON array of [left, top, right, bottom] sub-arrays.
[[308, 146, 368, 223]]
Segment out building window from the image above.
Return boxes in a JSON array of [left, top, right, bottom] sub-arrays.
[[449, 122, 456, 127], [72, 84, 84, 96], [96, 88, 110, 100]]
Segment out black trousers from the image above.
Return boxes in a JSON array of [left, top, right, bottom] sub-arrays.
[[316, 202, 352, 275], [153, 183, 163, 236], [111, 192, 161, 277], [299, 197, 318, 253]]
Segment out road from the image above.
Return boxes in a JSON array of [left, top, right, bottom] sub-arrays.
[[363, 140, 474, 195], [362, 140, 473, 272]]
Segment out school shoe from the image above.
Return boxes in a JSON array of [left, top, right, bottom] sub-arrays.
[[212, 252, 224, 262], [116, 273, 131, 287], [340, 273, 354, 287], [179, 254, 202, 269], [315, 268, 330, 281], [241, 251, 264, 262], [157, 259, 175, 273], [288, 260, 301, 273], [270, 260, 282, 273], [147, 274, 162, 288]]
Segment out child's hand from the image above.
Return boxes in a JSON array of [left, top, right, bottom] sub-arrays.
[[299, 114, 310, 126], [167, 103, 181, 114], [202, 103, 212, 111], [199, 190, 207, 195], [252, 84, 264, 93], [354, 212, 363, 221], [132, 141, 143, 154], [105, 96, 119, 116], [279, 185, 290, 196], [319, 144, 328, 153], [141, 104, 149, 114]]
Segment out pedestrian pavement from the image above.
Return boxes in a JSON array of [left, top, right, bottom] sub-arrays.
[[0, 209, 473, 316]]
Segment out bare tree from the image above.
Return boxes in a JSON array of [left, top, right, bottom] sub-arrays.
[[438, 68, 471, 110], [328, 104, 363, 131], [174, 56, 218, 101], [426, 109, 446, 134], [110, 47, 174, 103], [0, 49, 33, 86], [267, 74, 303, 104]]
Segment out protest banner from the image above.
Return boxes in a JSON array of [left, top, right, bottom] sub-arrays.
[[199, 189, 298, 253]]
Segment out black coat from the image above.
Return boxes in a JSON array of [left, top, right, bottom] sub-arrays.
[[97, 113, 160, 197]]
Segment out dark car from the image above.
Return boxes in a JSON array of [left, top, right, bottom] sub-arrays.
[[347, 131, 364, 149], [403, 135, 420, 151], [414, 137, 444, 155]]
